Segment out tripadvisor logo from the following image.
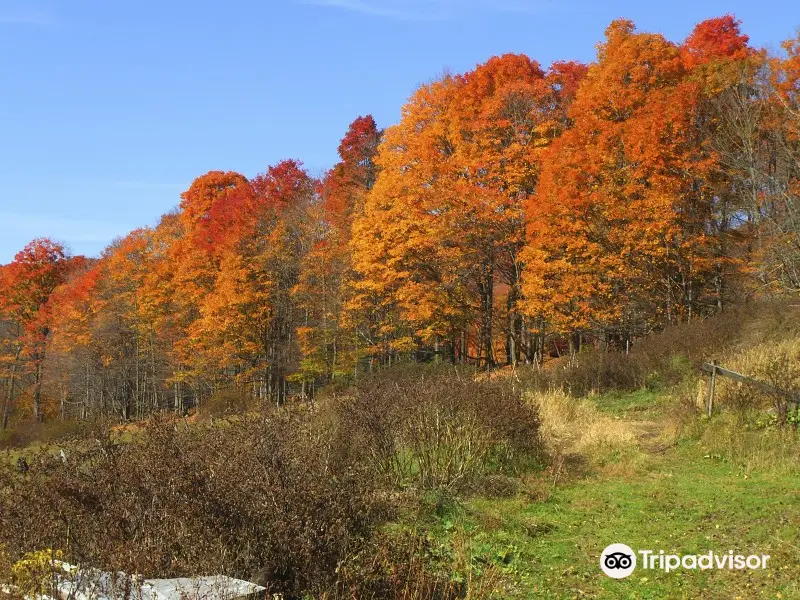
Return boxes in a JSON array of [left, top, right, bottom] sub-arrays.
[[600, 544, 636, 579], [600, 544, 770, 579]]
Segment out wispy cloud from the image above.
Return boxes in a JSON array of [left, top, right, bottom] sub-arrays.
[[302, 0, 554, 20], [304, 0, 415, 18]]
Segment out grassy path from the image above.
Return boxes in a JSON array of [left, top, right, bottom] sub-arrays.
[[424, 392, 800, 599]]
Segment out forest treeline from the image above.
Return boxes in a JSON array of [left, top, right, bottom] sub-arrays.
[[2, 16, 799, 424]]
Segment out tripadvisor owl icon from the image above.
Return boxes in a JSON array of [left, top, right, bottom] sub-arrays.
[[600, 543, 636, 579]]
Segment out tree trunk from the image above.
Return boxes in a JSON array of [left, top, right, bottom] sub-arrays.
[[60, 380, 66, 421], [173, 379, 181, 415], [2, 345, 23, 429], [2, 364, 18, 430], [84, 362, 90, 420], [33, 354, 44, 423], [568, 332, 581, 356], [481, 259, 495, 372], [506, 283, 520, 367]]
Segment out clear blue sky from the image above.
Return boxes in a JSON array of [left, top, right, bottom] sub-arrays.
[[1, 0, 798, 263]]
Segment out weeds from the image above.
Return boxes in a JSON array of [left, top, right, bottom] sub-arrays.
[[527, 389, 637, 463], [0, 367, 543, 598], [334, 366, 542, 491], [688, 411, 800, 474]]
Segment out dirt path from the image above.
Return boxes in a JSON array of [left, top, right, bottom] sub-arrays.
[[626, 418, 678, 453]]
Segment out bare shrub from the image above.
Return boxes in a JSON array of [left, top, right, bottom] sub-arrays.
[[334, 529, 466, 600], [198, 388, 252, 419], [334, 365, 542, 490], [0, 411, 380, 599], [0, 418, 106, 450], [0, 366, 545, 598], [546, 351, 645, 396]]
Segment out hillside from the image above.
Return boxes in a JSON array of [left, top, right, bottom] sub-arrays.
[[2, 15, 800, 434], [1, 10, 800, 600], [2, 302, 800, 598]]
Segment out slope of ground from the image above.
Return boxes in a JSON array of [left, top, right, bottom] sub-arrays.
[[411, 390, 800, 599]]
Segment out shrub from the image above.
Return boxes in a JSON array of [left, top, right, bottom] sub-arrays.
[[0, 411, 381, 599], [0, 418, 106, 449], [549, 351, 645, 395], [333, 365, 542, 491], [199, 388, 252, 419], [8, 549, 63, 599], [335, 529, 466, 600]]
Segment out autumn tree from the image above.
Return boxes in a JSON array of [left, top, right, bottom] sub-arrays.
[[351, 56, 586, 369], [521, 18, 752, 346], [43, 229, 167, 421], [187, 160, 315, 404], [160, 172, 250, 406], [0, 264, 22, 428], [294, 116, 381, 383], [768, 29, 800, 289], [712, 25, 800, 292], [42, 259, 101, 419], [0, 239, 70, 424], [453, 55, 587, 365]]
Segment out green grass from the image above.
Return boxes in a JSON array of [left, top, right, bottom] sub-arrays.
[[407, 392, 800, 599], [5, 390, 800, 598], [593, 389, 666, 419]]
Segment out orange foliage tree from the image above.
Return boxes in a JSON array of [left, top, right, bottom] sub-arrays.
[[0, 239, 70, 424], [294, 116, 381, 383], [184, 160, 315, 404], [351, 55, 586, 368], [521, 18, 753, 347]]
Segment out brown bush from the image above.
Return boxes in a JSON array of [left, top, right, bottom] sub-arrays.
[[198, 388, 253, 419], [0, 366, 545, 598], [0, 418, 107, 449], [0, 411, 381, 599], [334, 529, 466, 600], [333, 365, 543, 490], [520, 300, 800, 397]]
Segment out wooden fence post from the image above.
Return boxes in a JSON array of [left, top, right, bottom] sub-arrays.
[[701, 361, 800, 422], [705, 359, 718, 417]]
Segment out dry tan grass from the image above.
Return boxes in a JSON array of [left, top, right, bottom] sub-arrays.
[[695, 412, 800, 474], [712, 337, 800, 410], [690, 332, 800, 473], [527, 389, 637, 458]]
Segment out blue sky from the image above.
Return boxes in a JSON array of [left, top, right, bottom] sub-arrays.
[[1, 0, 798, 263]]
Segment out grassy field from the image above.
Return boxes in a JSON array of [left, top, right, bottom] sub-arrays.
[[3, 359, 799, 598], [408, 391, 800, 599]]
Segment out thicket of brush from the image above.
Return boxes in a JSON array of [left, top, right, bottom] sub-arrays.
[[681, 303, 800, 473], [3, 301, 799, 597], [0, 367, 542, 599], [527, 299, 800, 473], [334, 366, 542, 490], [525, 300, 800, 398]]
